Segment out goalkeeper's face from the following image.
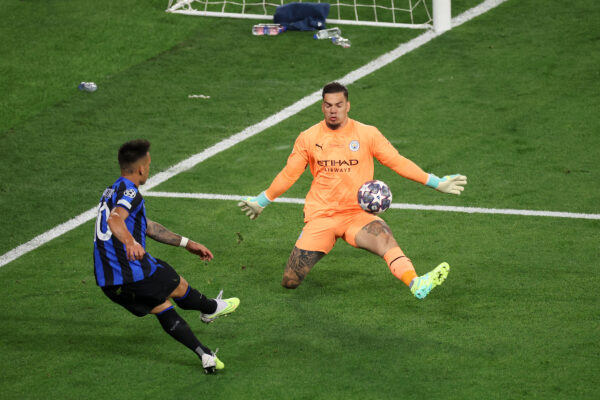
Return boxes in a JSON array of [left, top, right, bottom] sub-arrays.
[[322, 92, 350, 130]]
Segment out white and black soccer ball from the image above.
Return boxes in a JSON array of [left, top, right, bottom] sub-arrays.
[[357, 180, 392, 215]]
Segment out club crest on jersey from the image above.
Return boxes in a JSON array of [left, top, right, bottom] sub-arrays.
[[102, 188, 114, 199], [349, 140, 360, 152], [124, 189, 137, 199]]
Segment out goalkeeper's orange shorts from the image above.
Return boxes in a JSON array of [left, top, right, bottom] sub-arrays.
[[295, 211, 382, 254]]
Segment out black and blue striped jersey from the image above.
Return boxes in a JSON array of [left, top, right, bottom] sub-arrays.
[[93, 177, 160, 287]]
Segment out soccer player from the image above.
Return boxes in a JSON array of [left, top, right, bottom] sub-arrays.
[[238, 82, 467, 299], [93, 139, 239, 374]]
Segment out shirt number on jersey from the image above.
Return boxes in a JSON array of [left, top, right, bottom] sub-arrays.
[[95, 203, 113, 241]]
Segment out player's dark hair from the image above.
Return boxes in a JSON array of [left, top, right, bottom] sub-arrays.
[[118, 139, 151, 172], [322, 82, 348, 100]]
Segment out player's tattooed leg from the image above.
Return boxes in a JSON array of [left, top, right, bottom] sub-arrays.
[[355, 220, 399, 257], [361, 220, 393, 237], [282, 246, 325, 289]]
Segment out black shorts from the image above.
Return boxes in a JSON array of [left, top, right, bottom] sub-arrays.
[[101, 259, 181, 317]]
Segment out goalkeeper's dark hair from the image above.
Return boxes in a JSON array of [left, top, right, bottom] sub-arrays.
[[118, 139, 151, 172], [322, 82, 348, 100]]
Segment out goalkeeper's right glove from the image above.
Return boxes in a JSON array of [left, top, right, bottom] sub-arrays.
[[238, 191, 271, 220], [426, 174, 467, 195]]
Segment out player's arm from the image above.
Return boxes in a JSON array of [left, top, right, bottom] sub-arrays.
[[386, 156, 467, 195], [372, 130, 467, 195], [107, 207, 145, 261], [146, 219, 214, 261], [424, 173, 468, 195], [238, 138, 308, 220]]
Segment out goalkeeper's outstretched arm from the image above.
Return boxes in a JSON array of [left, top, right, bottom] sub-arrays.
[[238, 150, 308, 220], [238, 191, 273, 220], [425, 174, 468, 195], [380, 153, 467, 195], [373, 133, 467, 195]]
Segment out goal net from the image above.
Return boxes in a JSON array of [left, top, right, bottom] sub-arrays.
[[166, 1, 451, 30]]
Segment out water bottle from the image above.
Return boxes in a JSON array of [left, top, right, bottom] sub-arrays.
[[313, 27, 341, 40], [332, 36, 351, 48], [252, 24, 285, 36], [78, 82, 97, 92]]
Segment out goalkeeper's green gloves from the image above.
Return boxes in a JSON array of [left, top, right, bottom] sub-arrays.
[[238, 191, 272, 220], [426, 174, 467, 195]]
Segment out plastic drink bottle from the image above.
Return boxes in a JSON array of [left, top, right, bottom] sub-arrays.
[[313, 27, 341, 39], [252, 24, 285, 35]]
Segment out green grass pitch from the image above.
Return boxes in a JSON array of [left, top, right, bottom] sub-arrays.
[[1, 0, 599, 399]]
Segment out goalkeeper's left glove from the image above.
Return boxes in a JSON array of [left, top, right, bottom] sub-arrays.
[[426, 174, 467, 195], [238, 191, 272, 220]]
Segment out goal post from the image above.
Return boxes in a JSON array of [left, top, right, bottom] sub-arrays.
[[432, 0, 451, 32], [166, 0, 452, 32]]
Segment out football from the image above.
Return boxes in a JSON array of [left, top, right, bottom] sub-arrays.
[[357, 180, 392, 214]]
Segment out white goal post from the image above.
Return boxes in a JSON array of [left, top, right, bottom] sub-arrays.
[[166, 0, 452, 32]]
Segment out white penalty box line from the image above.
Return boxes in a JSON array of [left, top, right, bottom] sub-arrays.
[[0, 0, 511, 268], [144, 191, 600, 220]]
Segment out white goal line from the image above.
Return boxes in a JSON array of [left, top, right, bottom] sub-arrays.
[[144, 191, 600, 220]]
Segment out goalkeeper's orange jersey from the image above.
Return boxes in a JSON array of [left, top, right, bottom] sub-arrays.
[[265, 118, 429, 222]]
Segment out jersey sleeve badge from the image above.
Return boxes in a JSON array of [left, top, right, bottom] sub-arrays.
[[117, 188, 138, 210]]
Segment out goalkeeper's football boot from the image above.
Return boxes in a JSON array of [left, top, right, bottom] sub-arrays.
[[202, 350, 224, 374], [410, 262, 450, 299], [200, 290, 240, 324]]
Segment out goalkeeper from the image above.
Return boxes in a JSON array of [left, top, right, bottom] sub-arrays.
[[239, 82, 467, 299]]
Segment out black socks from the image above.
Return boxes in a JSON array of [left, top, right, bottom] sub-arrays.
[[156, 306, 211, 355], [174, 286, 217, 314]]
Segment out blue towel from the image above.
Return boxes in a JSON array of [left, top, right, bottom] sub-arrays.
[[273, 2, 330, 31]]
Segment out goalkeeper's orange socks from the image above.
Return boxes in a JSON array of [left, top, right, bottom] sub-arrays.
[[384, 247, 417, 286]]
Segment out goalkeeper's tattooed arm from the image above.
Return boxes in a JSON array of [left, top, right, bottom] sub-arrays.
[[238, 191, 272, 220], [426, 174, 468, 195]]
